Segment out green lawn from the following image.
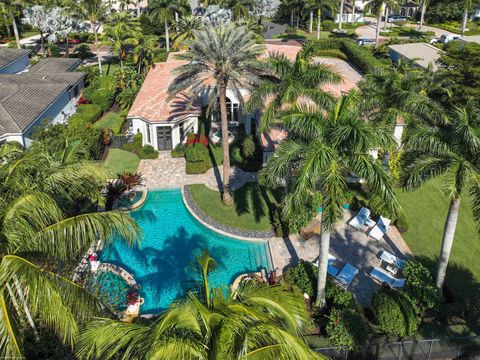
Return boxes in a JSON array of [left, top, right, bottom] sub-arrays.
[[396, 177, 480, 300], [187, 182, 280, 231], [21, 31, 38, 39], [103, 149, 139, 177], [94, 111, 125, 135], [101, 62, 121, 76]]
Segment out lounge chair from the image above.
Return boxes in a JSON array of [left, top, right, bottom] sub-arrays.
[[334, 263, 359, 289], [369, 267, 405, 288], [348, 207, 371, 230], [300, 218, 321, 240], [368, 216, 391, 240], [379, 250, 405, 270], [313, 254, 340, 276]]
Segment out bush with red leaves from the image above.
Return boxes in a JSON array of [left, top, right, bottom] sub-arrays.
[[186, 133, 208, 147], [76, 95, 89, 106]]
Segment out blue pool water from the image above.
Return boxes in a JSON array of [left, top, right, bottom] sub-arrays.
[[100, 189, 272, 314]]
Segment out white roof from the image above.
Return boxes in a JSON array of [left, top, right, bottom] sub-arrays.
[[389, 42, 443, 70]]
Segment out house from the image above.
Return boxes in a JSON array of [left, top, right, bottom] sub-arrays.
[[335, 3, 364, 24], [0, 48, 31, 74], [0, 52, 85, 146], [389, 42, 443, 71], [399, 0, 419, 17]]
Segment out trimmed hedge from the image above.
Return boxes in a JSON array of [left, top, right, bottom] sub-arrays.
[[326, 308, 368, 350], [83, 76, 117, 112], [74, 104, 103, 123], [339, 41, 389, 73], [171, 143, 186, 158], [121, 133, 158, 159]]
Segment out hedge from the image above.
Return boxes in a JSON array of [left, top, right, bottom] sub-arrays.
[[339, 41, 389, 74], [83, 76, 117, 112], [74, 104, 103, 123], [121, 133, 158, 159], [326, 308, 368, 350]]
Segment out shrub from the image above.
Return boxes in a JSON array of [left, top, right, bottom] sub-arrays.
[[121, 133, 158, 159], [186, 133, 209, 147], [83, 76, 117, 111], [326, 280, 355, 308], [290, 260, 318, 298], [371, 288, 419, 338], [74, 43, 93, 60], [70, 32, 91, 42], [74, 104, 103, 123], [48, 43, 61, 57], [402, 260, 440, 315], [186, 160, 210, 174], [326, 308, 368, 350], [394, 212, 409, 233], [286, 26, 297, 34], [185, 143, 209, 163], [171, 143, 186, 158], [285, 192, 322, 234], [241, 135, 255, 159], [322, 20, 336, 31], [340, 41, 388, 74]]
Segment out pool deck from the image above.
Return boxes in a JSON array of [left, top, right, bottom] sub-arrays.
[[269, 211, 413, 306]]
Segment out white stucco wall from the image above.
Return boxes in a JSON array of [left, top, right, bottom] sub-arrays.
[[394, 124, 405, 146]]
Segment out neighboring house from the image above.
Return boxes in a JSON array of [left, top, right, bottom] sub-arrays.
[[0, 48, 31, 74], [0, 54, 85, 146], [389, 43, 443, 71], [399, 0, 419, 17], [109, 0, 148, 13], [335, 3, 365, 24]]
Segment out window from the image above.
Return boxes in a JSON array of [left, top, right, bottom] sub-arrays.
[[146, 123, 151, 143], [179, 122, 185, 142], [73, 85, 79, 98]]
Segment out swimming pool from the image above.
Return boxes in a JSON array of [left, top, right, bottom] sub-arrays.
[[100, 189, 272, 314]]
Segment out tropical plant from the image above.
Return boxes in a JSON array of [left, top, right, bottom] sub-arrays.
[[168, 24, 265, 205], [21, 5, 53, 56], [325, 308, 368, 350], [261, 92, 400, 307], [0, 142, 140, 358], [103, 11, 140, 68], [118, 0, 135, 12], [1, 0, 22, 48], [365, 0, 400, 46], [76, 250, 325, 359], [461, 0, 473, 36], [305, 0, 338, 39], [247, 41, 342, 132], [222, 0, 254, 21], [119, 172, 144, 190], [402, 100, 480, 290], [172, 14, 203, 50]]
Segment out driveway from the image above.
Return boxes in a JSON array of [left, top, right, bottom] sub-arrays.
[[0, 34, 41, 48], [356, 16, 388, 41], [404, 23, 456, 38]]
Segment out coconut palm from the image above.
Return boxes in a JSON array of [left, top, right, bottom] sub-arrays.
[[0, 142, 140, 358], [403, 100, 480, 289], [103, 11, 140, 68], [70, 0, 111, 74], [365, 0, 399, 46], [168, 24, 265, 206], [21, 5, 53, 57], [172, 14, 203, 50], [419, 0, 428, 30], [149, 0, 190, 52], [261, 92, 400, 307], [1, 0, 21, 49], [461, 0, 473, 37], [247, 41, 342, 132], [305, 0, 337, 39], [76, 250, 324, 359], [131, 33, 159, 73]]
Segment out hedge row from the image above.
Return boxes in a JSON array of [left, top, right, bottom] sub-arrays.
[[83, 76, 117, 112], [339, 41, 389, 73]]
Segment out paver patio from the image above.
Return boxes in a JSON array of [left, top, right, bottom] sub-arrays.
[[269, 211, 413, 306]]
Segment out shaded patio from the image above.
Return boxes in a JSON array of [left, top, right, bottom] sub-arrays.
[[268, 210, 413, 306]]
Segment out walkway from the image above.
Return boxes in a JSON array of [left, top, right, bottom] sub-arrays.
[[138, 152, 257, 191], [0, 34, 40, 48], [269, 210, 413, 306], [356, 17, 387, 41]]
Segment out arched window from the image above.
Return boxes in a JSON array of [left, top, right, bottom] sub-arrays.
[[408, 8, 414, 16], [215, 97, 239, 122], [401, 8, 406, 16]]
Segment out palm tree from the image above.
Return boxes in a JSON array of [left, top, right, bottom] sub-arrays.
[[419, 0, 428, 30], [76, 250, 325, 359], [261, 92, 400, 307], [118, 0, 134, 12], [403, 101, 480, 290], [338, 0, 345, 31], [103, 11, 140, 68], [461, 0, 472, 37], [131, 33, 159, 73], [1, 0, 21, 49], [0, 143, 140, 358], [168, 24, 265, 206], [223, 0, 254, 21], [247, 42, 342, 132], [365, 0, 399, 46], [306, 0, 337, 40], [71, 0, 110, 75], [149, 0, 190, 52], [172, 14, 203, 50]]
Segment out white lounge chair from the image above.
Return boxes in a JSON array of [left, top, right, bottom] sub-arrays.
[[368, 216, 391, 240], [313, 254, 340, 277], [380, 250, 405, 270], [334, 263, 359, 289], [369, 267, 405, 288], [348, 207, 371, 230]]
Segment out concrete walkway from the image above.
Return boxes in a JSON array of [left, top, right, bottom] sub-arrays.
[[138, 152, 257, 191], [0, 34, 41, 48]]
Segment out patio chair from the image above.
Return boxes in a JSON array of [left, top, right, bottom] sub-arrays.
[[333, 263, 359, 289], [313, 254, 340, 277], [368, 216, 391, 240], [369, 267, 405, 289], [300, 218, 321, 240], [348, 207, 371, 230], [379, 250, 405, 271]]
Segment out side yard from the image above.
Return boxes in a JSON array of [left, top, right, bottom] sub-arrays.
[[103, 148, 140, 177]]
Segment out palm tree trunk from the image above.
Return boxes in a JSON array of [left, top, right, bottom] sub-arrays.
[[461, 7, 468, 37], [219, 80, 233, 206], [436, 198, 460, 289], [175, 11, 179, 32], [11, 15, 20, 49], [383, 7, 389, 30], [375, 3, 383, 47], [309, 10, 313, 33], [419, 0, 426, 30], [296, 10, 299, 28], [315, 226, 331, 308], [92, 22, 102, 75], [136, 0, 141, 18], [40, 30, 46, 57], [351, 1, 356, 24], [290, 9, 294, 27], [65, 37, 70, 58], [164, 18, 170, 52], [317, 8, 321, 40], [339, 0, 345, 30]]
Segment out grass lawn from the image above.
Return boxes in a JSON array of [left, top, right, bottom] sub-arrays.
[[396, 177, 480, 300], [103, 149, 139, 177], [101, 62, 121, 76], [21, 31, 38, 38], [187, 182, 281, 231], [94, 111, 125, 135]]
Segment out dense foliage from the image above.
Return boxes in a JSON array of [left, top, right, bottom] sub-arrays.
[[288, 260, 318, 298], [326, 308, 368, 350], [83, 76, 118, 111], [121, 133, 158, 159], [403, 261, 441, 315]]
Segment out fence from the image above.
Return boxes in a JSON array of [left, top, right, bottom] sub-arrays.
[[314, 336, 480, 360], [109, 135, 128, 149]]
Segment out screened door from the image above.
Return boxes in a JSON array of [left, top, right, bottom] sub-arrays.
[[156, 126, 172, 150]]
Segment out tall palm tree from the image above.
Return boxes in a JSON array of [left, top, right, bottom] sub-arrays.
[[403, 101, 480, 289], [261, 92, 400, 307], [338, 0, 345, 31], [172, 14, 203, 50], [247, 42, 342, 132], [103, 11, 140, 68], [461, 0, 472, 37], [70, 0, 111, 75], [1, 0, 21, 49], [76, 250, 325, 359], [168, 24, 265, 206], [131, 33, 159, 73], [0, 143, 140, 358], [365, 0, 399, 46], [149, 0, 190, 52], [223, 0, 254, 21], [306, 0, 338, 39], [419, 0, 428, 30]]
